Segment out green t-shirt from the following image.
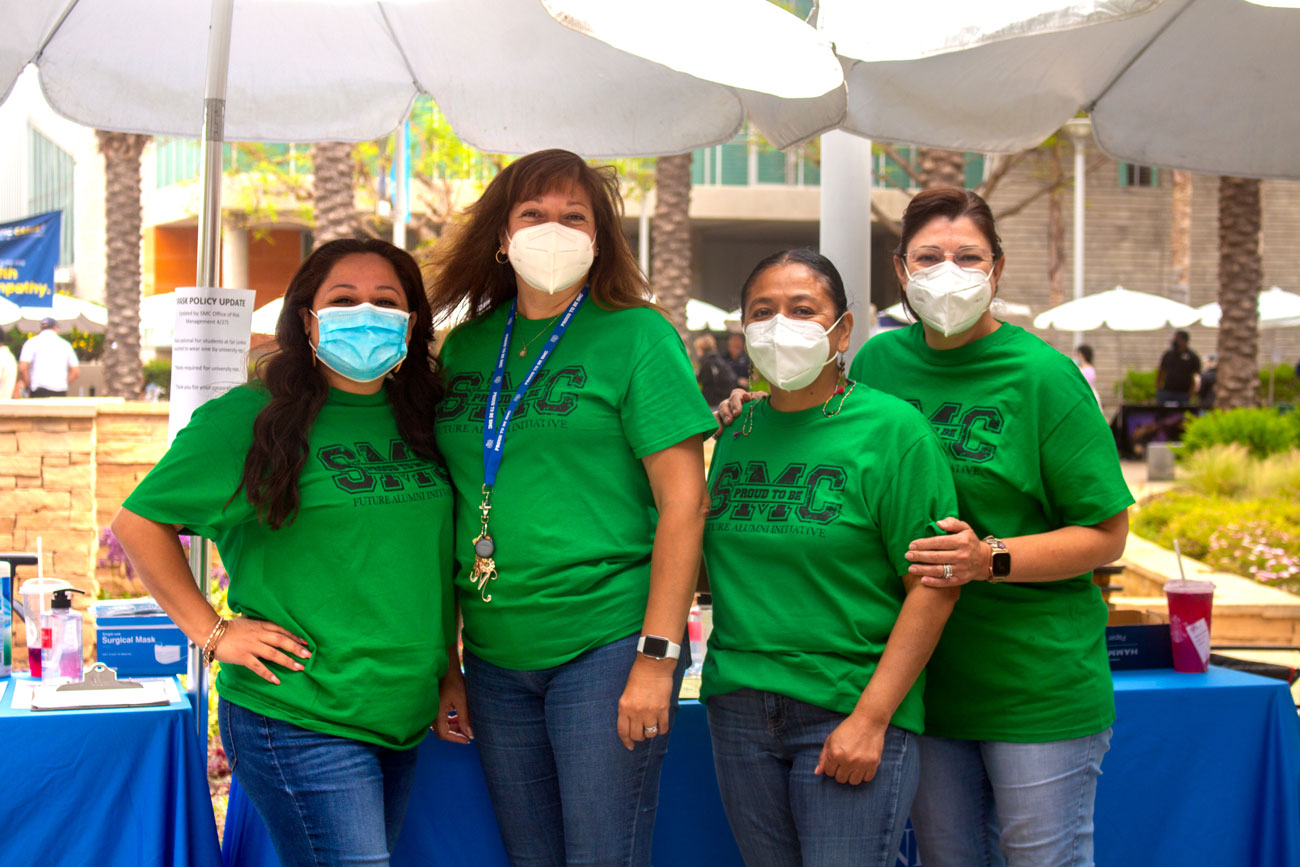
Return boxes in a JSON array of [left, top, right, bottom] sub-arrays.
[[851, 323, 1134, 742], [123, 384, 454, 750], [435, 301, 717, 670], [699, 386, 957, 733]]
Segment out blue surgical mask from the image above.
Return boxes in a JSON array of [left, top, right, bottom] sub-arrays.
[[311, 303, 411, 383]]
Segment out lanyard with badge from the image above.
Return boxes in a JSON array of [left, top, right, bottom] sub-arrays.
[[471, 286, 588, 602]]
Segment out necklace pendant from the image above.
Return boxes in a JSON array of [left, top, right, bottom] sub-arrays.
[[518, 348, 526, 358]]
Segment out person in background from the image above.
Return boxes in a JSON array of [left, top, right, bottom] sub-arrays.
[[695, 333, 738, 406], [1198, 352, 1218, 408], [113, 239, 454, 867], [703, 249, 959, 867], [0, 343, 17, 398], [426, 148, 716, 867], [1075, 344, 1103, 408], [725, 331, 751, 389], [1155, 330, 1200, 406], [17, 317, 79, 397]]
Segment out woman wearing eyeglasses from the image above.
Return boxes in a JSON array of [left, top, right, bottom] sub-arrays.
[[702, 249, 960, 867], [851, 188, 1133, 867]]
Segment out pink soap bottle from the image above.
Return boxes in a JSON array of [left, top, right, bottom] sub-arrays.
[[41, 587, 87, 686]]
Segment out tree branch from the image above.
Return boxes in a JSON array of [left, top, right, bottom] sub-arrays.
[[976, 151, 1028, 201], [993, 154, 1107, 222], [877, 143, 925, 188]]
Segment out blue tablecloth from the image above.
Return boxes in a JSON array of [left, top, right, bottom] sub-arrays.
[[0, 674, 221, 867], [225, 668, 1300, 866]]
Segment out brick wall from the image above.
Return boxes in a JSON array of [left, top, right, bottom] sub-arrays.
[[0, 399, 169, 665], [986, 157, 1300, 416]]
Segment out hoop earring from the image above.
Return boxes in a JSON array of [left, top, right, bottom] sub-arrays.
[[495, 249, 508, 264]]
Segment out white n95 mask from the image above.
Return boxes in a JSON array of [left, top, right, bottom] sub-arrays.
[[744, 313, 844, 391], [904, 261, 993, 337], [507, 222, 595, 294]]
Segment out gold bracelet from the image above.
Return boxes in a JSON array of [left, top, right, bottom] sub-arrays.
[[203, 618, 230, 666]]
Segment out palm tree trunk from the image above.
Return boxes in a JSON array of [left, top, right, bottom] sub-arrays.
[[651, 154, 692, 341], [96, 131, 150, 398], [917, 148, 966, 189], [1215, 176, 1262, 409], [312, 141, 357, 245], [1170, 170, 1193, 304]]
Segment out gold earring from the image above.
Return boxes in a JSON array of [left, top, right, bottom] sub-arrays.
[[495, 249, 508, 264]]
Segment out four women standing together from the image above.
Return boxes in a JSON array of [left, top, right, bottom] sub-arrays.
[[116, 150, 1130, 867]]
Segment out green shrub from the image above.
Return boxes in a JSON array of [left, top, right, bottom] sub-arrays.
[[1250, 450, 1300, 499], [1132, 491, 1300, 591], [1122, 368, 1156, 404], [1180, 408, 1298, 458], [142, 358, 171, 392], [1259, 364, 1299, 406], [1179, 443, 1252, 498]]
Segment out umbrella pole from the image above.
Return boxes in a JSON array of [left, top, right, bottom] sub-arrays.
[[187, 0, 234, 748]]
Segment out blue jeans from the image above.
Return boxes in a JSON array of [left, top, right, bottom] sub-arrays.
[[910, 730, 1112, 867], [706, 689, 919, 867], [219, 698, 419, 867], [463, 633, 687, 867], [1155, 389, 1191, 406]]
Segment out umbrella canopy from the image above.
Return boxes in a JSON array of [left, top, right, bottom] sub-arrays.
[[3, 0, 844, 156], [816, 0, 1300, 179], [685, 299, 732, 332], [1196, 287, 1300, 328], [0, 293, 108, 333], [1033, 286, 1201, 332], [250, 297, 283, 336]]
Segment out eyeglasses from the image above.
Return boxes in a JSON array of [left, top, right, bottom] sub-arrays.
[[904, 247, 995, 270]]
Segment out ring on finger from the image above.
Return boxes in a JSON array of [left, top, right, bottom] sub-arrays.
[[942, 563, 954, 580], [643, 724, 659, 736]]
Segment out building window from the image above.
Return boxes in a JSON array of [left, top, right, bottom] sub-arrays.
[[28, 127, 75, 266], [1119, 163, 1159, 188], [155, 138, 203, 187]]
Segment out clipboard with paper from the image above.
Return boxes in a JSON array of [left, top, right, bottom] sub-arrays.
[[30, 663, 172, 711]]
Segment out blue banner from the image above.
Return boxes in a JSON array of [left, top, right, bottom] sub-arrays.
[[0, 211, 62, 308]]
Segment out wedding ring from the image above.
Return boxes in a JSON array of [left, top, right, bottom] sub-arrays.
[[942, 564, 954, 580], [644, 725, 659, 736]]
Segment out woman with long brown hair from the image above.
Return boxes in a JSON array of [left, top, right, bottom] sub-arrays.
[[113, 239, 454, 867], [428, 149, 716, 865]]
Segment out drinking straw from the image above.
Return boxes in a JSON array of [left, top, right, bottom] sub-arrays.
[[1173, 538, 1188, 582], [36, 536, 42, 581]]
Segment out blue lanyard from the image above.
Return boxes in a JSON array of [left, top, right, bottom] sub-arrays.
[[482, 286, 588, 488]]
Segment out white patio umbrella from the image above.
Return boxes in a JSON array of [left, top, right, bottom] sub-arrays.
[[3, 0, 843, 156], [250, 297, 284, 336], [0, 293, 108, 333], [1195, 287, 1300, 328], [815, 0, 1300, 179], [1033, 286, 1201, 332], [686, 299, 732, 332]]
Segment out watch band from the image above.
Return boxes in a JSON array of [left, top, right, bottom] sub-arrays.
[[636, 634, 682, 660], [984, 535, 1011, 582]]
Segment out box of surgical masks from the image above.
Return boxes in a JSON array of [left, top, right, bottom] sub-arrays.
[[93, 599, 187, 676]]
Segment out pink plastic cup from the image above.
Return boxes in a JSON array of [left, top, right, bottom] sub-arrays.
[[1166, 579, 1215, 673]]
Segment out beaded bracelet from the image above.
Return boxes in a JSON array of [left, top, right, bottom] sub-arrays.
[[202, 617, 231, 666]]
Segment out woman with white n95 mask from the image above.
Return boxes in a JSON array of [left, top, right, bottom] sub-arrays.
[[702, 249, 960, 867], [425, 149, 716, 866]]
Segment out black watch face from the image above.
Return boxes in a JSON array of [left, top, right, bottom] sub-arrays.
[[640, 636, 670, 658], [992, 551, 1012, 577]]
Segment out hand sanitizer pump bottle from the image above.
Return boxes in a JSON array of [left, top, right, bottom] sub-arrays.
[[41, 588, 86, 686]]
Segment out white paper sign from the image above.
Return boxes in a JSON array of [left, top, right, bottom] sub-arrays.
[[168, 287, 256, 442]]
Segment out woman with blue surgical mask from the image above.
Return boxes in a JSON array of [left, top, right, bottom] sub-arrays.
[[703, 249, 961, 867], [112, 239, 455, 866], [425, 149, 715, 866]]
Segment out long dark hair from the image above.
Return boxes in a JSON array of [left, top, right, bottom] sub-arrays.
[[238, 238, 443, 529], [425, 149, 653, 320]]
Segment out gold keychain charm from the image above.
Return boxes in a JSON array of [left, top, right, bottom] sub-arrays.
[[470, 485, 497, 602]]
